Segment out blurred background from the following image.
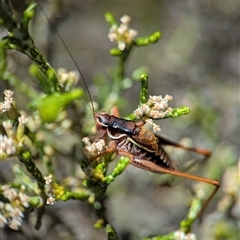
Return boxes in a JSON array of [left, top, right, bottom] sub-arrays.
[[1, 0, 239, 239]]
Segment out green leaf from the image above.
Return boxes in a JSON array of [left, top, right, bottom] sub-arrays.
[[167, 106, 190, 118], [29, 89, 84, 123]]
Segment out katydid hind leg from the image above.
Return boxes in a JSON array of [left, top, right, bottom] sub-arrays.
[[157, 134, 211, 157], [157, 135, 212, 172]]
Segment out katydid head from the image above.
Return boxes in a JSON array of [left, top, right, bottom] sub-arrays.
[[95, 112, 111, 127], [94, 112, 111, 138]]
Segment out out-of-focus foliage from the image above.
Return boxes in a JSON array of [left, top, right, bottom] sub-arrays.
[[0, 0, 238, 240]]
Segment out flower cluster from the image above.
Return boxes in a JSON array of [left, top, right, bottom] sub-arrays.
[[0, 135, 16, 159], [44, 174, 56, 205], [82, 137, 107, 159], [108, 15, 138, 50], [0, 185, 30, 230], [0, 90, 30, 159], [57, 68, 80, 91], [1, 118, 28, 160], [0, 90, 19, 119], [134, 95, 173, 119], [0, 90, 14, 112], [134, 95, 173, 132]]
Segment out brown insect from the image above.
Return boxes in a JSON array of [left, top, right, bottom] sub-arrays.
[[89, 109, 221, 218]]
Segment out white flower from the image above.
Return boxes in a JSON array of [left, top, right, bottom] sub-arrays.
[[57, 68, 79, 89], [107, 15, 138, 50], [46, 196, 56, 205], [18, 115, 28, 124], [83, 139, 107, 158], [134, 94, 173, 120], [120, 15, 131, 24], [0, 135, 16, 158], [44, 175, 53, 185], [3, 188, 17, 200], [0, 90, 14, 112]]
